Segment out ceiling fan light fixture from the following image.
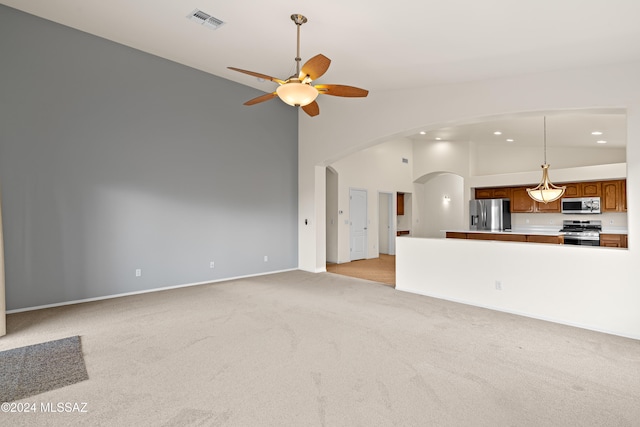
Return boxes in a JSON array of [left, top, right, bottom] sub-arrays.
[[276, 82, 318, 107]]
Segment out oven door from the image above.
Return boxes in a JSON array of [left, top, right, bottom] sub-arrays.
[[563, 234, 600, 246]]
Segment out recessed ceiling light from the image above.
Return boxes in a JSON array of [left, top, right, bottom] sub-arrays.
[[506, 139, 514, 142], [435, 137, 442, 140], [494, 131, 502, 135], [596, 140, 607, 144], [591, 131, 603, 135], [419, 131, 426, 135]]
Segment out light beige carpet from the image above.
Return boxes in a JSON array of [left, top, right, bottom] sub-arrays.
[[1, 270, 639, 426]]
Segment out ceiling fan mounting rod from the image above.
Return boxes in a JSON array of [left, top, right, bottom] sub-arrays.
[[291, 14, 307, 78]]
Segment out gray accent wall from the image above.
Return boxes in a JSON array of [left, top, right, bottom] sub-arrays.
[[0, 6, 298, 310]]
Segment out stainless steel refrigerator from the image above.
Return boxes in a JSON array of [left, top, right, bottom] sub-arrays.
[[469, 199, 511, 231]]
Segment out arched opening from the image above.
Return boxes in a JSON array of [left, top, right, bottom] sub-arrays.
[[413, 172, 465, 238]]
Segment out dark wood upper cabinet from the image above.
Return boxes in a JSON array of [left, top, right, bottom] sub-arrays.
[[602, 180, 625, 212], [581, 181, 602, 197], [475, 187, 511, 199], [492, 187, 511, 199], [511, 187, 535, 213], [563, 183, 580, 198], [535, 198, 561, 213], [476, 179, 624, 214]]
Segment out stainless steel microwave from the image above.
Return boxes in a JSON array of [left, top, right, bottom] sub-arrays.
[[561, 197, 601, 214]]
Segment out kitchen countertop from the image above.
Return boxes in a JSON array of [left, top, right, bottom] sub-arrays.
[[445, 227, 628, 236], [445, 228, 561, 236]]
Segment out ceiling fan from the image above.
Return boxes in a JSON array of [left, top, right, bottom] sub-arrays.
[[228, 14, 369, 117]]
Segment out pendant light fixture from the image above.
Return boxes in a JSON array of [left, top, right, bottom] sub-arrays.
[[527, 116, 566, 204]]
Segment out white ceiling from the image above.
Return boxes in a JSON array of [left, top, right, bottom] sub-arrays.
[[412, 110, 627, 148], [3, 0, 638, 146]]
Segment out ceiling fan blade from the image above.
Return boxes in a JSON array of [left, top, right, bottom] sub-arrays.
[[244, 92, 278, 106], [228, 67, 285, 85], [315, 84, 369, 97], [302, 101, 320, 117], [299, 54, 331, 81]]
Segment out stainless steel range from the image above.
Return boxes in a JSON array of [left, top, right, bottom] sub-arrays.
[[560, 220, 602, 246]]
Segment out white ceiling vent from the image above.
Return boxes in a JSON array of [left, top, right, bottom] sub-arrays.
[[187, 9, 225, 30]]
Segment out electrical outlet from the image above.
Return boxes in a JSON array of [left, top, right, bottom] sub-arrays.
[[495, 280, 502, 290], [135, 269, 142, 277], [264, 255, 268, 262], [210, 261, 215, 269]]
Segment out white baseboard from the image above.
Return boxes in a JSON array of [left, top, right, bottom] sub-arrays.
[[7, 268, 298, 314]]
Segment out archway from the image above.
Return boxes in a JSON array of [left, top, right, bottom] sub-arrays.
[[413, 172, 465, 238]]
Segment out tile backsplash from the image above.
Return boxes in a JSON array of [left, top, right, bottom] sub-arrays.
[[512, 212, 627, 230]]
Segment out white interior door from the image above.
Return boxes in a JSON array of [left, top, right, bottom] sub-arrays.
[[350, 188, 367, 261]]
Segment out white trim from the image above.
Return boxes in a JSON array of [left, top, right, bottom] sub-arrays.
[[6, 268, 297, 314], [395, 285, 640, 341]]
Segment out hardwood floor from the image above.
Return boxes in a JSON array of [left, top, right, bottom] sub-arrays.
[[326, 254, 395, 287]]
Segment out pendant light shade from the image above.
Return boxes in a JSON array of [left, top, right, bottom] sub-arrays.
[[527, 117, 566, 204]]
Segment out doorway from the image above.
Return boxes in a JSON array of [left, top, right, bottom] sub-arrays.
[[378, 192, 395, 255], [349, 188, 367, 261]]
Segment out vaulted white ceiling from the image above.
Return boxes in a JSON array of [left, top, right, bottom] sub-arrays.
[[5, 1, 640, 92], [4, 1, 639, 145]]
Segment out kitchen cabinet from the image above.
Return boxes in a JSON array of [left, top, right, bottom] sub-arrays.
[[475, 188, 493, 199], [534, 198, 561, 213], [397, 192, 404, 215], [600, 233, 628, 248], [526, 235, 564, 244], [446, 232, 563, 244], [511, 187, 535, 213], [474, 187, 511, 199], [563, 183, 581, 198], [446, 232, 467, 239], [476, 178, 625, 214], [467, 233, 527, 242], [581, 181, 602, 197], [535, 181, 600, 198], [602, 180, 625, 212]]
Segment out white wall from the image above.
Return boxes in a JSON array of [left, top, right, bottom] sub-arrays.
[[326, 168, 339, 263], [414, 174, 465, 238], [413, 140, 471, 178], [298, 60, 640, 337], [329, 138, 414, 263], [512, 212, 627, 232], [473, 145, 625, 176], [396, 237, 639, 339]]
